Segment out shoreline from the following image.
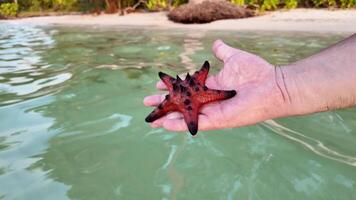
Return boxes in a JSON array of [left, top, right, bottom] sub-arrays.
[[3, 9, 356, 33]]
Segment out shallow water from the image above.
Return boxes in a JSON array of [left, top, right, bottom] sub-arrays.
[[0, 24, 356, 200]]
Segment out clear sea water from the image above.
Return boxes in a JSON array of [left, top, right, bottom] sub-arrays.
[[0, 23, 355, 200]]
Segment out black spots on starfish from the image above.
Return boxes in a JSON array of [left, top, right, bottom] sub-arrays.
[[145, 106, 167, 123], [191, 61, 210, 85], [184, 99, 190, 105], [158, 72, 174, 83], [148, 61, 219, 136], [145, 114, 154, 122], [145, 111, 159, 122], [185, 73, 191, 81], [158, 72, 168, 79], [188, 121, 198, 136], [173, 84, 178, 91], [158, 72, 175, 89], [224, 90, 237, 98], [202, 60, 210, 71], [189, 78, 195, 87], [180, 85, 187, 93]]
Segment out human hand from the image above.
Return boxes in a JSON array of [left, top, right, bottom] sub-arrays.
[[143, 39, 290, 132]]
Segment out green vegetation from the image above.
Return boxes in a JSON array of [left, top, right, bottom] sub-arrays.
[[284, 0, 298, 9], [261, 0, 279, 10], [0, 2, 18, 17], [0, 0, 355, 18], [242, 0, 355, 10], [17, 0, 101, 12], [146, 0, 167, 10], [231, 0, 245, 6]]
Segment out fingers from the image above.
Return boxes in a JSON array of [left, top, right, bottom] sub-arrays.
[[156, 81, 167, 90], [149, 114, 216, 133], [150, 112, 183, 128], [162, 118, 187, 131], [212, 39, 249, 62], [143, 94, 165, 106]]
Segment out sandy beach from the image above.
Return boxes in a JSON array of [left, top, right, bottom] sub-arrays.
[[3, 9, 356, 33]]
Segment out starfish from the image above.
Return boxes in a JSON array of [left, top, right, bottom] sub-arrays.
[[145, 61, 236, 136]]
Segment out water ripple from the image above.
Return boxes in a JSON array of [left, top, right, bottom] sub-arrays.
[[0, 73, 72, 96], [0, 24, 71, 106], [263, 120, 356, 167]]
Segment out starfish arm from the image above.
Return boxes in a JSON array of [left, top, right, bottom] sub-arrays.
[[145, 100, 176, 122], [196, 89, 236, 104], [193, 60, 210, 85], [158, 72, 174, 91], [181, 106, 199, 135], [146, 61, 236, 136]]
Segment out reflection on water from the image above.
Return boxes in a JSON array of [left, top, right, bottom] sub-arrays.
[[0, 23, 355, 199], [179, 31, 206, 71], [0, 25, 70, 106]]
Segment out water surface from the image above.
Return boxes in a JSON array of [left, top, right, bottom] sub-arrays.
[[0, 24, 355, 200]]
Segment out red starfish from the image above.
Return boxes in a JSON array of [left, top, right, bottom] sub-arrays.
[[145, 61, 236, 135]]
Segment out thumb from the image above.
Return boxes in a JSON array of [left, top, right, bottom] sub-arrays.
[[212, 39, 248, 62]]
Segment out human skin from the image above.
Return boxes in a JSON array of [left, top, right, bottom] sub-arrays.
[[143, 34, 356, 132]]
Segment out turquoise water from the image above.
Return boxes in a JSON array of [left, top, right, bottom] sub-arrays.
[[0, 24, 356, 200]]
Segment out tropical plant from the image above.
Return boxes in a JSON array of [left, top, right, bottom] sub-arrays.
[[171, 0, 188, 7], [311, 0, 336, 7], [52, 0, 78, 10], [340, 0, 356, 7], [146, 0, 167, 11], [0, 2, 18, 17], [231, 0, 245, 6], [284, 0, 298, 8], [261, 0, 279, 10]]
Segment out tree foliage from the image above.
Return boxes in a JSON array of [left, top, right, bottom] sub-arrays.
[[0, 2, 18, 17], [229, 0, 355, 9], [0, 0, 355, 17], [146, 0, 167, 11]]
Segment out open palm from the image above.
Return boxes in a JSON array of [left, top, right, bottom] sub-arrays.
[[144, 40, 288, 132]]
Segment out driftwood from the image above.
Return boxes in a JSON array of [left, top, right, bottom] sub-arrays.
[[168, 0, 254, 24], [120, 0, 146, 15]]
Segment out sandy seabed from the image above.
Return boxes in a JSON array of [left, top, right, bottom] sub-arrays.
[[3, 9, 356, 33]]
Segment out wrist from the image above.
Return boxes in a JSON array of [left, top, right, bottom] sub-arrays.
[[277, 63, 332, 116], [274, 65, 300, 117], [275, 34, 356, 118]]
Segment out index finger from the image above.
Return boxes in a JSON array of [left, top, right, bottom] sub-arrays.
[[143, 94, 165, 106], [156, 81, 167, 90]]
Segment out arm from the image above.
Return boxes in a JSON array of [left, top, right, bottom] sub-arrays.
[[144, 34, 356, 132], [280, 33, 356, 116]]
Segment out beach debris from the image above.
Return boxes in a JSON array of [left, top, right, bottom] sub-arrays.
[[168, 0, 254, 24]]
